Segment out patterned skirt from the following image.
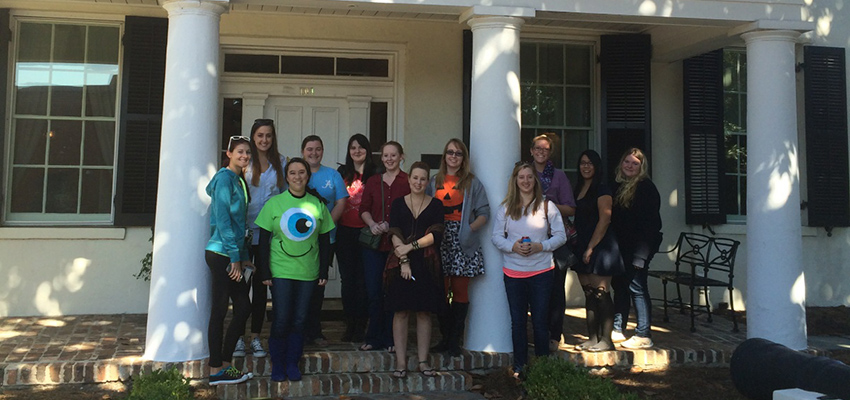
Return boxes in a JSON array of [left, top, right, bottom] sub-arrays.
[[440, 220, 485, 277]]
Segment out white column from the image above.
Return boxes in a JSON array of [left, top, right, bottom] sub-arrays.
[[741, 30, 807, 350], [144, 0, 228, 362], [465, 16, 524, 353]]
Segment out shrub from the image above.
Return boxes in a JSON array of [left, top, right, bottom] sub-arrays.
[[127, 367, 192, 400], [523, 357, 641, 400]]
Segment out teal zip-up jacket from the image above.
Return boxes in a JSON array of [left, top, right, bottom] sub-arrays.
[[205, 167, 250, 264]]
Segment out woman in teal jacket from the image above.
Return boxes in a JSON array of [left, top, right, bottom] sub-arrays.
[[204, 135, 254, 386]]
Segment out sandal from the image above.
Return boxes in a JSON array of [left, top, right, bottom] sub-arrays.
[[386, 345, 395, 353], [359, 343, 378, 351], [393, 369, 407, 378], [418, 360, 437, 377]]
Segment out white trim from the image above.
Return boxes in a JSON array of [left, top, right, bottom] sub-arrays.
[[0, 227, 126, 240]]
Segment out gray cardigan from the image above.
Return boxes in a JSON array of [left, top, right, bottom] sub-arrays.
[[427, 175, 490, 257]]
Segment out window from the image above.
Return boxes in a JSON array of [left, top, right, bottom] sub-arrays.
[[223, 53, 391, 78], [723, 49, 747, 219], [6, 21, 121, 224], [520, 42, 594, 179]]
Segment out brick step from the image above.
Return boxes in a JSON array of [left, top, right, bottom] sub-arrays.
[[0, 345, 729, 387], [215, 371, 473, 399]]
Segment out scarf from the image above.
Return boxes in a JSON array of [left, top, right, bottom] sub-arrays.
[[539, 160, 555, 192]]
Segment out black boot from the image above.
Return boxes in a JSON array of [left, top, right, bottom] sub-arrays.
[[268, 337, 287, 382], [577, 285, 599, 351], [589, 289, 615, 352], [341, 317, 356, 342], [351, 318, 367, 343], [430, 306, 453, 353], [447, 302, 469, 357]]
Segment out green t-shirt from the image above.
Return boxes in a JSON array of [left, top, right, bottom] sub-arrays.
[[255, 190, 335, 281]]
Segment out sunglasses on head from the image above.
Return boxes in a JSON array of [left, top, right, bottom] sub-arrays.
[[228, 135, 250, 149], [254, 118, 274, 124], [514, 161, 531, 167]]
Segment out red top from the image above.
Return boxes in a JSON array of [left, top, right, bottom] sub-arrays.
[[340, 172, 366, 228], [359, 171, 410, 252]]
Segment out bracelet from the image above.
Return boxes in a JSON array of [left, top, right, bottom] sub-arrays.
[[400, 257, 410, 264], [411, 240, 420, 250]]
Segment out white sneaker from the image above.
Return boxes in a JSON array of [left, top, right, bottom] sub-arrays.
[[611, 331, 627, 343], [620, 336, 654, 349], [233, 337, 247, 357], [250, 337, 267, 357]]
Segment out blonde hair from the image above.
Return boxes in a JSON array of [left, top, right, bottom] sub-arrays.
[[614, 148, 649, 208], [501, 163, 544, 220], [435, 138, 474, 192]]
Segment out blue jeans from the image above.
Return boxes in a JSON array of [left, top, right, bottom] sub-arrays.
[[362, 247, 393, 348], [613, 261, 653, 338], [504, 269, 554, 371], [269, 277, 315, 339]]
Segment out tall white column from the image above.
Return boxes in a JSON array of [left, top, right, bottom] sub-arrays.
[[465, 16, 524, 353], [741, 30, 807, 350], [144, 0, 228, 362]]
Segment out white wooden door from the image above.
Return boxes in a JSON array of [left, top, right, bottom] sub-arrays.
[[266, 97, 348, 297]]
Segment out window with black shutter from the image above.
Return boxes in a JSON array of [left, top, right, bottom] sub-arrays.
[[804, 46, 849, 228], [600, 34, 652, 178], [114, 16, 167, 226], [683, 50, 726, 225]]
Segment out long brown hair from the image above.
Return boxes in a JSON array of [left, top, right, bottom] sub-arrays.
[[501, 163, 544, 220], [614, 148, 649, 208], [434, 138, 474, 192], [248, 119, 285, 189]]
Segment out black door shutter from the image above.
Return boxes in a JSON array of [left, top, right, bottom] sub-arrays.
[[114, 16, 167, 226], [805, 46, 849, 227], [683, 50, 725, 225], [0, 9, 9, 219], [600, 34, 652, 178]]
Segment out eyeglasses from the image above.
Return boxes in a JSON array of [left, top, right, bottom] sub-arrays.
[[532, 146, 551, 153], [228, 135, 250, 149], [254, 118, 273, 124], [579, 161, 594, 167], [445, 150, 464, 158]]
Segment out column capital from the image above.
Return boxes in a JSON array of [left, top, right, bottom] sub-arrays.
[[740, 29, 803, 44], [162, 0, 229, 17], [466, 16, 525, 32], [460, 5, 534, 25]]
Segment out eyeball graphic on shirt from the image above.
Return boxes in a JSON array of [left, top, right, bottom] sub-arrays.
[[279, 208, 317, 242]]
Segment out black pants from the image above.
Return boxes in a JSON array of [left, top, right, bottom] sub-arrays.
[[336, 226, 368, 319], [206, 251, 251, 367], [249, 244, 269, 334], [304, 243, 336, 341]]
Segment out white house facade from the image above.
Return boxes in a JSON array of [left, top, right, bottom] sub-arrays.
[[0, 0, 847, 361]]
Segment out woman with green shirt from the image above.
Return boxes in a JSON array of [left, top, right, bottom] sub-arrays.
[[255, 158, 334, 382]]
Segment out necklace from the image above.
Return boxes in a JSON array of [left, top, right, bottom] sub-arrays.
[[408, 194, 427, 218]]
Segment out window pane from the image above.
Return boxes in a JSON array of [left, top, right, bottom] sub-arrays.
[[48, 120, 82, 165], [281, 56, 333, 75], [13, 119, 48, 164], [80, 169, 113, 213], [563, 129, 589, 170], [11, 168, 44, 212], [18, 23, 51, 62], [221, 98, 243, 150], [53, 25, 85, 63], [369, 101, 388, 150], [537, 86, 564, 126], [722, 174, 740, 215], [15, 64, 49, 115], [724, 93, 742, 132], [520, 127, 537, 162], [565, 87, 591, 127], [740, 176, 747, 216], [724, 133, 740, 174], [224, 54, 279, 74], [87, 26, 119, 64], [85, 74, 117, 117], [46, 168, 79, 213], [565, 46, 590, 84], [51, 84, 84, 116], [520, 43, 536, 84], [538, 44, 564, 84], [521, 85, 540, 126], [337, 58, 388, 77], [84, 121, 115, 166]]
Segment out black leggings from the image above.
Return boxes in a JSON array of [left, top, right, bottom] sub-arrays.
[[249, 245, 269, 334], [206, 251, 251, 368]]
